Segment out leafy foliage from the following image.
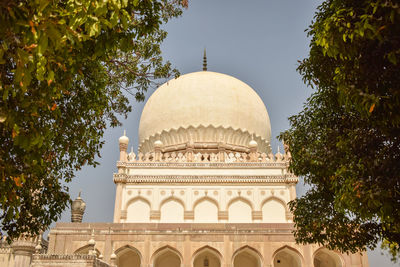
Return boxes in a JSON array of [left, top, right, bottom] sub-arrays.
[[280, 0, 400, 261], [0, 0, 185, 239]]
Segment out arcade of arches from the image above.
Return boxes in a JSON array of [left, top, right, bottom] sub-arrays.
[[100, 244, 346, 267]]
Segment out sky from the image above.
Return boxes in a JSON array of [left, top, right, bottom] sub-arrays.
[[56, 0, 396, 265]]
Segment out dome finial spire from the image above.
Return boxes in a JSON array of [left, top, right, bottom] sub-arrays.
[[203, 48, 207, 71]]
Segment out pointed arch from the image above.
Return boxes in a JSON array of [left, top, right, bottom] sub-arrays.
[[159, 196, 185, 222], [260, 196, 288, 209], [124, 196, 152, 210], [227, 197, 253, 223], [272, 245, 304, 267], [193, 196, 219, 223], [151, 245, 183, 267], [159, 196, 186, 210], [74, 244, 100, 256], [227, 196, 254, 210], [193, 196, 219, 210], [192, 245, 222, 267], [261, 196, 288, 223], [232, 245, 263, 267], [115, 244, 142, 258], [115, 245, 142, 267], [125, 196, 151, 222], [313, 247, 344, 267]]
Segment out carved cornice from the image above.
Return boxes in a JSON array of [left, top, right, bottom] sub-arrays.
[[113, 174, 298, 184]]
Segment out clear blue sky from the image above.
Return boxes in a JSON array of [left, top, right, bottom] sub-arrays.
[[58, 0, 396, 265]]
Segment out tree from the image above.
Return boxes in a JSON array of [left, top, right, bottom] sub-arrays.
[[280, 0, 400, 261], [0, 0, 186, 240]]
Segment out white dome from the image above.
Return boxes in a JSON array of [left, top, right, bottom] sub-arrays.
[[138, 71, 271, 153]]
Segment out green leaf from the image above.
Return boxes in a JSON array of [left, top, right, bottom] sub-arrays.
[[38, 34, 48, 56]]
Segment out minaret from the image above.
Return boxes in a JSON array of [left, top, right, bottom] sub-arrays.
[[114, 130, 129, 222], [71, 192, 86, 223], [203, 48, 207, 71], [118, 130, 129, 162]]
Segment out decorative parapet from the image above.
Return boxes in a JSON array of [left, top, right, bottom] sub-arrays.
[[124, 150, 291, 164], [31, 254, 111, 267], [113, 174, 298, 184]]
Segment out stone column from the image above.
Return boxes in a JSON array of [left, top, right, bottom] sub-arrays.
[[288, 183, 296, 201], [113, 183, 123, 222]]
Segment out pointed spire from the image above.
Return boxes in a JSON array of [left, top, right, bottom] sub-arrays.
[[203, 48, 207, 71], [123, 129, 126, 136]]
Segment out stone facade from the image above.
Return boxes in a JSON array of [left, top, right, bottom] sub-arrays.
[[41, 223, 368, 267]]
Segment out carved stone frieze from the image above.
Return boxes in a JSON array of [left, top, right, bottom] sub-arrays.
[[113, 173, 298, 184]]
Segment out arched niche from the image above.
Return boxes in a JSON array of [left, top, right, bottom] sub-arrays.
[[115, 245, 141, 267], [192, 246, 222, 267], [160, 197, 185, 222], [261, 197, 287, 223], [74, 245, 100, 257], [126, 197, 151, 222], [313, 248, 343, 267], [193, 197, 219, 223], [152, 246, 182, 267], [272, 246, 303, 267], [232, 246, 262, 267], [228, 198, 253, 223]]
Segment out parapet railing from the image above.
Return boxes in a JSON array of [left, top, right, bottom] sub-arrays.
[[124, 150, 291, 163]]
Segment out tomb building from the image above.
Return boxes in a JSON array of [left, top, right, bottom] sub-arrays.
[[1, 68, 369, 267]]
